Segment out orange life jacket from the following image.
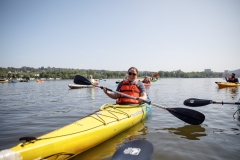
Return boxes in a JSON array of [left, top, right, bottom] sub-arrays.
[[229, 77, 235, 82], [116, 80, 141, 104]]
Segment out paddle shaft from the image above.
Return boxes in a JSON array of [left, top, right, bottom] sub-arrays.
[[212, 101, 240, 105], [100, 87, 203, 121], [184, 98, 240, 107], [96, 84, 168, 110], [99, 85, 205, 125], [74, 75, 205, 125], [104, 89, 205, 124]]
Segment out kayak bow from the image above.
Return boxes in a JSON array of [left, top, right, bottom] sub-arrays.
[[0, 103, 152, 160]]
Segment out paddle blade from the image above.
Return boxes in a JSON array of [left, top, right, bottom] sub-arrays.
[[166, 108, 205, 125], [111, 140, 153, 160], [184, 98, 212, 107], [74, 75, 92, 85]]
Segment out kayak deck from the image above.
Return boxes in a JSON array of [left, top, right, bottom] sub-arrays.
[[0, 103, 152, 160], [216, 82, 240, 88]]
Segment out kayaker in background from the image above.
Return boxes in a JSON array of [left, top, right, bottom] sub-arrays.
[[225, 73, 239, 83], [89, 75, 99, 85], [151, 73, 159, 81], [12, 74, 17, 79], [142, 76, 151, 84], [89, 75, 95, 84], [103, 67, 147, 104]]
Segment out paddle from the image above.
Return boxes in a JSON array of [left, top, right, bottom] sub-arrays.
[[111, 140, 153, 160], [74, 75, 205, 125], [183, 98, 240, 107]]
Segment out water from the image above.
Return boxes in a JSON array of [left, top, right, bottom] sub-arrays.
[[0, 78, 239, 160]]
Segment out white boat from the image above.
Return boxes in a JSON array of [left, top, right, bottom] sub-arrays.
[[46, 78, 54, 81], [68, 83, 94, 89], [8, 79, 18, 83]]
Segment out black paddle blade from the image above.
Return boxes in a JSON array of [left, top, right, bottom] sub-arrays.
[[184, 98, 212, 107], [166, 108, 205, 125], [111, 140, 153, 160], [74, 75, 92, 85]]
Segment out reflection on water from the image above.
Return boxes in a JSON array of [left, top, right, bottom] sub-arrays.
[[70, 121, 148, 160], [217, 87, 240, 119], [144, 85, 150, 90], [162, 125, 206, 140], [217, 87, 239, 100], [234, 99, 240, 121], [90, 88, 95, 99]]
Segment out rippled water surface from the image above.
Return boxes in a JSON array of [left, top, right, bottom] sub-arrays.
[[0, 78, 240, 160]]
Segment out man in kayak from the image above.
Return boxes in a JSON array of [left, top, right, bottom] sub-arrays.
[[103, 67, 147, 104], [225, 73, 239, 83]]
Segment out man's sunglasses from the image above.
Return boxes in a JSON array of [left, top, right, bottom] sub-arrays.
[[128, 72, 137, 76]]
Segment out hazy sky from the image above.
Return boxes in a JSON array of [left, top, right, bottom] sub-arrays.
[[1, 0, 239, 72]]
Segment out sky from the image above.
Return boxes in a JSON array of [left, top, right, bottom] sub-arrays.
[[0, 0, 240, 72]]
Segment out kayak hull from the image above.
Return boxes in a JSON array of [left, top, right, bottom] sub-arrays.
[[0, 79, 8, 83], [216, 82, 240, 88], [0, 103, 152, 160], [151, 79, 158, 82], [68, 84, 94, 89]]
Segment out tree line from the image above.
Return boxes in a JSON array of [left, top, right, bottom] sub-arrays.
[[0, 66, 223, 79]]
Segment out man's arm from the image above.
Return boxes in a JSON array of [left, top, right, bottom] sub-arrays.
[[235, 78, 239, 83], [225, 77, 229, 82]]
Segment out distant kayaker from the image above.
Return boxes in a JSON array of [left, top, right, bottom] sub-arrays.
[[103, 67, 147, 104], [225, 73, 239, 83], [12, 74, 17, 79], [142, 76, 151, 84], [88, 75, 94, 83], [151, 73, 159, 81], [88, 75, 99, 85]]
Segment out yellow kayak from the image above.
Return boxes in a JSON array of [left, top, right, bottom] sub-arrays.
[[0, 103, 152, 160], [72, 121, 147, 160], [0, 79, 8, 83], [215, 82, 240, 88]]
